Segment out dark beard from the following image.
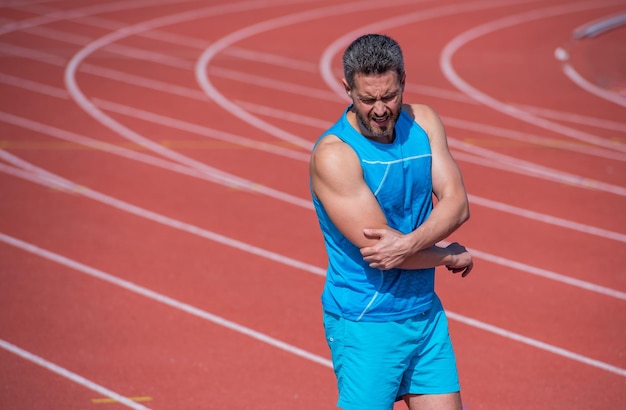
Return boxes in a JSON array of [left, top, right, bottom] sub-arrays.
[[356, 108, 399, 141]]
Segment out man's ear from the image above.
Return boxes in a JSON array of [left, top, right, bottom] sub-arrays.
[[400, 73, 406, 90], [341, 78, 351, 96]]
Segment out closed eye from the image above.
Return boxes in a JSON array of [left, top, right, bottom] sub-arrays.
[[359, 93, 398, 105]]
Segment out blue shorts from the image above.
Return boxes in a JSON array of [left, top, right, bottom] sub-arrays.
[[323, 295, 460, 409]]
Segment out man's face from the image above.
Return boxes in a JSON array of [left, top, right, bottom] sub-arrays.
[[345, 70, 404, 142]]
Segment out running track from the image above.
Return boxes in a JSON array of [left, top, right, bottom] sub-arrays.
[[0, 0, 624, 409]]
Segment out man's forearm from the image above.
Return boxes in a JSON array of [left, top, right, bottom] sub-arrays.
[[398, 242, 473, 276], [405, 194, 469, 254], [359, 195, 469, 271], [397, 245, 454, 270]]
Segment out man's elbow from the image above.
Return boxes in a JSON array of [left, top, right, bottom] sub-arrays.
[[460, 208, 470, 225], [457, 197, 470, 225]]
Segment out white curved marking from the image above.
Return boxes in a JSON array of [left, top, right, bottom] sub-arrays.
[[440, 0, 626, 151]]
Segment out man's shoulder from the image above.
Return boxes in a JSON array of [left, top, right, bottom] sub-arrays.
[[315, 133, 342, 150], [401, 103, 442, 140], [312, 134, 354, 161], [401, 103, 436, 120]]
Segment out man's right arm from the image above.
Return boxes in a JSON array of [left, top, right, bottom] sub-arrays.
[[310, 135, 472, 275], [310, 135, 388, 248]]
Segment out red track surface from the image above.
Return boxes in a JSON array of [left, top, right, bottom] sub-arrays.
[[0, 0, 624, 409]]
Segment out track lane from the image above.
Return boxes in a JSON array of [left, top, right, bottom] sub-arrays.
[[0, 240, 337, 409], [1, 0, 625, 408], [2, 147, 620, 406]]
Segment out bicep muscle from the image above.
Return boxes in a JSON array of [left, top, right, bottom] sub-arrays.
[[310, 136, 388, 247]]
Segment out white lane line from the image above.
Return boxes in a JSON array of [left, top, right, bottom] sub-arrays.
[[561, 62, 626, 108], [446, 312, 626, 377], [2, 231, 625, 378], [562, 10, 626, 104], [5, 24, 620, 229], [442, 115, 626, 162], [0, 339, 151, 410], [4, 0, 625, 178], [0, 146, 626, 300], [448, 138, 626, 196], [6, 0, 624, 388], [92, 98, 311, 161], [513, 104, 626, 133], [0, 232, 333, 369], [0, 111, 312, 209], [23, 0, 626, 134], [3, 17, 625, 168], [2, 0, 620, 294], [467, 194, 626, 244], [2, 16, 625, 199], [63, 0, 320, 168], [22, 3, 320, 73], [3, 42, 625, 168], [439, 0, 626, 152], [319, 0, 539, 95], [0, 154, 325, 277], [4, 34, 624, 166], [0, 0, 199, 36], [1, 108, 624, 246], [468, 246, 626, 300], [573, 11, 626, 39], [24, 2, 626, 135], [195, 0, 432, 151], [0, 150, 624, 302], [5, 34, 624, 167]]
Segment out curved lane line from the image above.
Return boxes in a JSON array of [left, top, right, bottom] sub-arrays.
[[2, 150, 625, 300], [4, 19, 624, 193], [1, 109, 624, 244], [316, 0, 626, 195], [561, 63, 626, 107], [0, 111, 312, 208], [573, 11, 626, 39], [440, 0, 626, 152], [63, 0, 311, 175], [0, 152, 326, 276], [4, 0, 625, 393], [195, 0, 431, 151], [319, 0, 538, 96], [0, 0, 198, 36], [447, 138, 626, 196], [2, 0, 620, 294]]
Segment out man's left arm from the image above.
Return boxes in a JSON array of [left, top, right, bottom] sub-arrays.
[[360, 104, 470, 270]]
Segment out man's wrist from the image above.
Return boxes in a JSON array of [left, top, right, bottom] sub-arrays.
[[406, 230, 426, 255]]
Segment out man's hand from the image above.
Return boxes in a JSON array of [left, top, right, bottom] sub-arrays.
[[444, 242, 473, 277], [360, 232, 474, 276], [360, 228, 414, 270]]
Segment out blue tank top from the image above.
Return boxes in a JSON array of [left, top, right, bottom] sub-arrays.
[[312, 106, 435, 322]]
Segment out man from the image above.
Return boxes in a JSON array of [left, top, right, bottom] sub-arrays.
[[309, 34, 473, 410]]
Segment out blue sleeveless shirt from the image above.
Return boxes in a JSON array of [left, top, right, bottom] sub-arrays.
[[312, 107, 435, 322]]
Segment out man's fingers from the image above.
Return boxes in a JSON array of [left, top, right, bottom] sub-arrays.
[[461, 263, 474, 277], [362, 228, 383, 239], [446, 262, 473, 277]]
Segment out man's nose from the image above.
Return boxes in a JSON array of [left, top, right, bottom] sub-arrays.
[[373, 100, 386, 116]]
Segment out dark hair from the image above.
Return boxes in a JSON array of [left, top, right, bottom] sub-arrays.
[[342, 33, 405, 89]]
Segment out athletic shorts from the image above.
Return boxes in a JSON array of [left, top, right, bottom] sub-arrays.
[[323, 295, 460, 410]]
